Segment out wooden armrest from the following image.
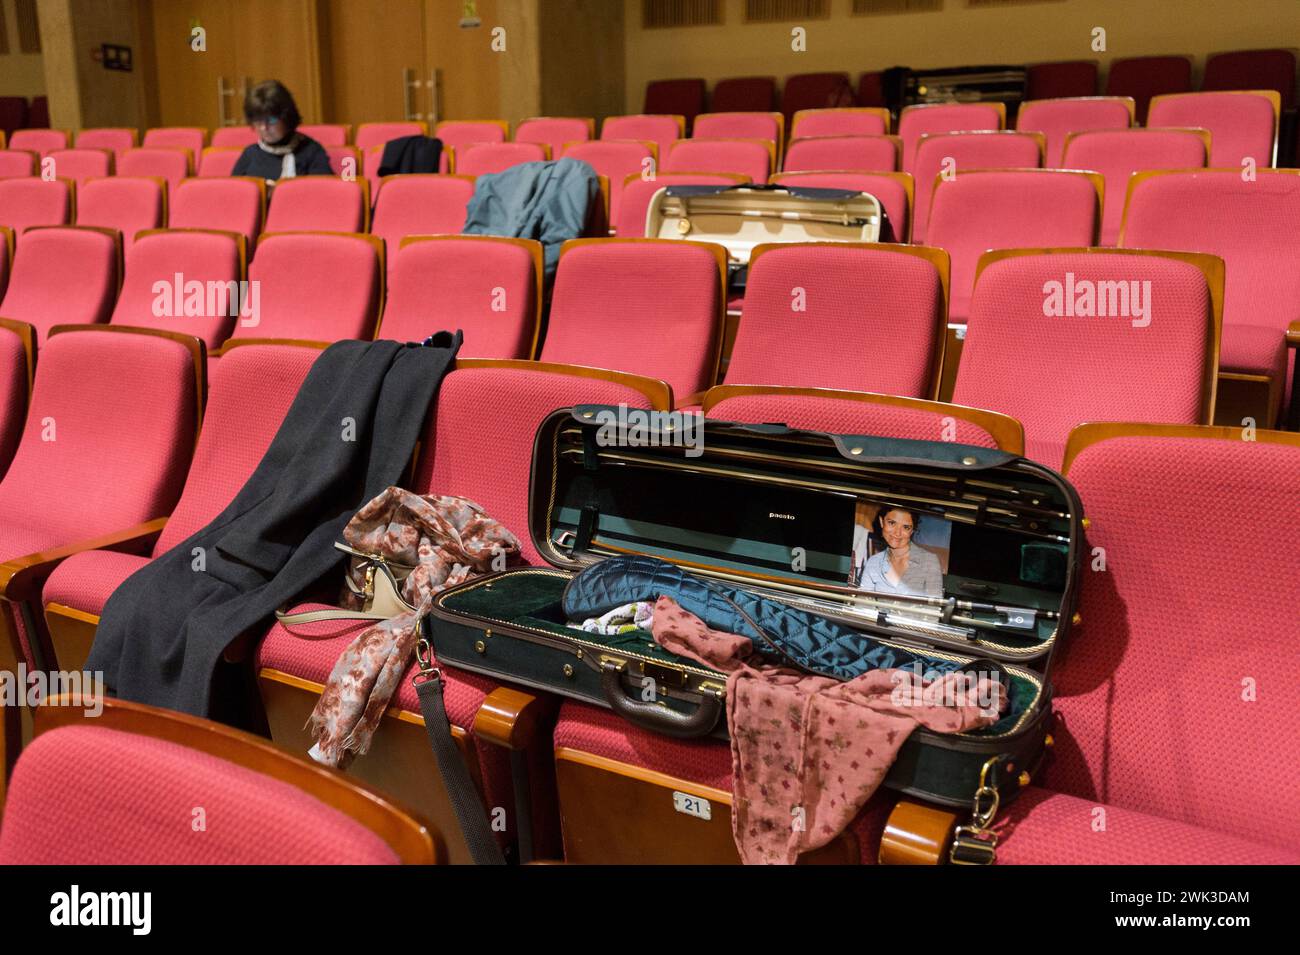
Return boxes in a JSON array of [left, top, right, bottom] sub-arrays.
[[674, 390, 707, 410], [0, 517, 168, 603], [472, 686, 554, 750], [1287, 321, 1299, 347]]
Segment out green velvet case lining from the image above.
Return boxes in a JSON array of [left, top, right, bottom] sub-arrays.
[[439, 570, 1038, 737]]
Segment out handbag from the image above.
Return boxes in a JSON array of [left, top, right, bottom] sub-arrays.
[[275, 542, 416, 626]]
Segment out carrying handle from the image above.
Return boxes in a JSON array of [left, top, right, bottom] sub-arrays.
[[599, 662, 721, 739]]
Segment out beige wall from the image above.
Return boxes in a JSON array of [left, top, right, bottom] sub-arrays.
[[624, 0, 1300, 111]]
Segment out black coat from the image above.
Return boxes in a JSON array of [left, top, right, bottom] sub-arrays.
[[377, 135, 443, 176], [231, 134, 333, 179], [86, 334, 462, 723]]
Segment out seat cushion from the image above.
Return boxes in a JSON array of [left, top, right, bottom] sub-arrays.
[[0, 726, 400, 865], [996, 787, 1300, 865], [42, 549, 152, 616], [553, 699, 895, 863], [1219, 322, 1288, 380]]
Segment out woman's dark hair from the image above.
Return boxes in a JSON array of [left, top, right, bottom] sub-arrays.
[[243, 79, 301, 134], [872, 505, 921, 541]]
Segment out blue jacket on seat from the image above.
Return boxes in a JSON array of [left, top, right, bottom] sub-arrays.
[[461, 157, 600, 278]]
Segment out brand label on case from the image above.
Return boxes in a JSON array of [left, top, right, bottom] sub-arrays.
[[672, 791, 712, 821]]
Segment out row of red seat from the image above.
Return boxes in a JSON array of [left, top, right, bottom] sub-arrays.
[[2, 329, 1294, 863], [649, 49, 1299, 123], [3, 164, 1292, 427]]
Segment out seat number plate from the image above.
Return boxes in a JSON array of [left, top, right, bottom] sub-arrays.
[[672, 791, 712, 821]]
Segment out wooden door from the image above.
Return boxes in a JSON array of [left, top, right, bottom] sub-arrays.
[[321, 0, 428, 126], [424, 0, 502, 122], [150, 0, 237, 128], [228, 0, 324, 123]]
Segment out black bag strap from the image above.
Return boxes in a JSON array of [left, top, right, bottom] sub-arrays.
[[413, 663, 507, 866]]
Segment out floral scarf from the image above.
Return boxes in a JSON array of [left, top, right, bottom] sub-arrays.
[[306, 487, 520, 767]]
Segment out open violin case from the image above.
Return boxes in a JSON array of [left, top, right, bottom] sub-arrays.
[[643, 184, 892, 296], [426, 407, 1083, 817]]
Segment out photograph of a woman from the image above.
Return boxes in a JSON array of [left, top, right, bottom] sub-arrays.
[[850, 503, 946, 597]]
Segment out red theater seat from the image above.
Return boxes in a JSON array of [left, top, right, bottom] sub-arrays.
[[1061, 128, 1207, 245], [663, 138, 772, 183], [379, 235, 540, 358], [1015, 95, 1133, 167], [601, 114, 684, 159], [515, 117, 593, 154], [790, 107, 891, 138], [355, 121, 428, 154], [0, 697, 435, 864], [910, 131, 1043, 242], [951, 249, 1219, 468], [233, 232, 382, 343], [75, 128, 138, 153], [117, 147, 190, 189], [110, 228, 245, 350], [209, 126, 258, 148], [1202, 48, 1297, 110], [0, 150, 35, 178], [46, 147, 112, 183], [168, 177, 265, 248], [263, 176, 367, 233], [781, 72, 853, 124], [1120, 168, 1300, 422], [540, 238, 726, 399], [8, 128, 69, 156], [142, 126, 205, 162], [927, 169, 1101, 323], [196, 147, 243, 177], [724, 242, 947, 396], [76, 176, 166, 250], [454, 141, 548, 176], [0, 225, 119, 344], [370, 174, 474, 268], [42, 342, 323, 643], [709, 76, 776, 113], [298, 124, 350, 147], [897, 102, 1004, 174], [0, 177, 73, 233], [0, 326, 200, 679], [1148, 90, 1281, 167], [993, 423, 1300, 864], [1026, 61, 1099, 100], [644, 79, 706, 127], [692, 112, 783, 147], [782, 135, 899, 173], [1104, 55, 1192, 123]]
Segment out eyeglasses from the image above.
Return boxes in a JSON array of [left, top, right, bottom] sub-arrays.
[[250, 116, 283, 129]]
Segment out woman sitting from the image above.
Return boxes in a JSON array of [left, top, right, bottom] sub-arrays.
[[231, 79, 331, 181]]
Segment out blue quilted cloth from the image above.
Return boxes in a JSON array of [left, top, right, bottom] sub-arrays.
[[562, 554, 967, 681]]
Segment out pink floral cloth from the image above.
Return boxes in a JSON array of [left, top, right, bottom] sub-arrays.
[[650, 596, 1005, 864], [306, 488, 520, 767]]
